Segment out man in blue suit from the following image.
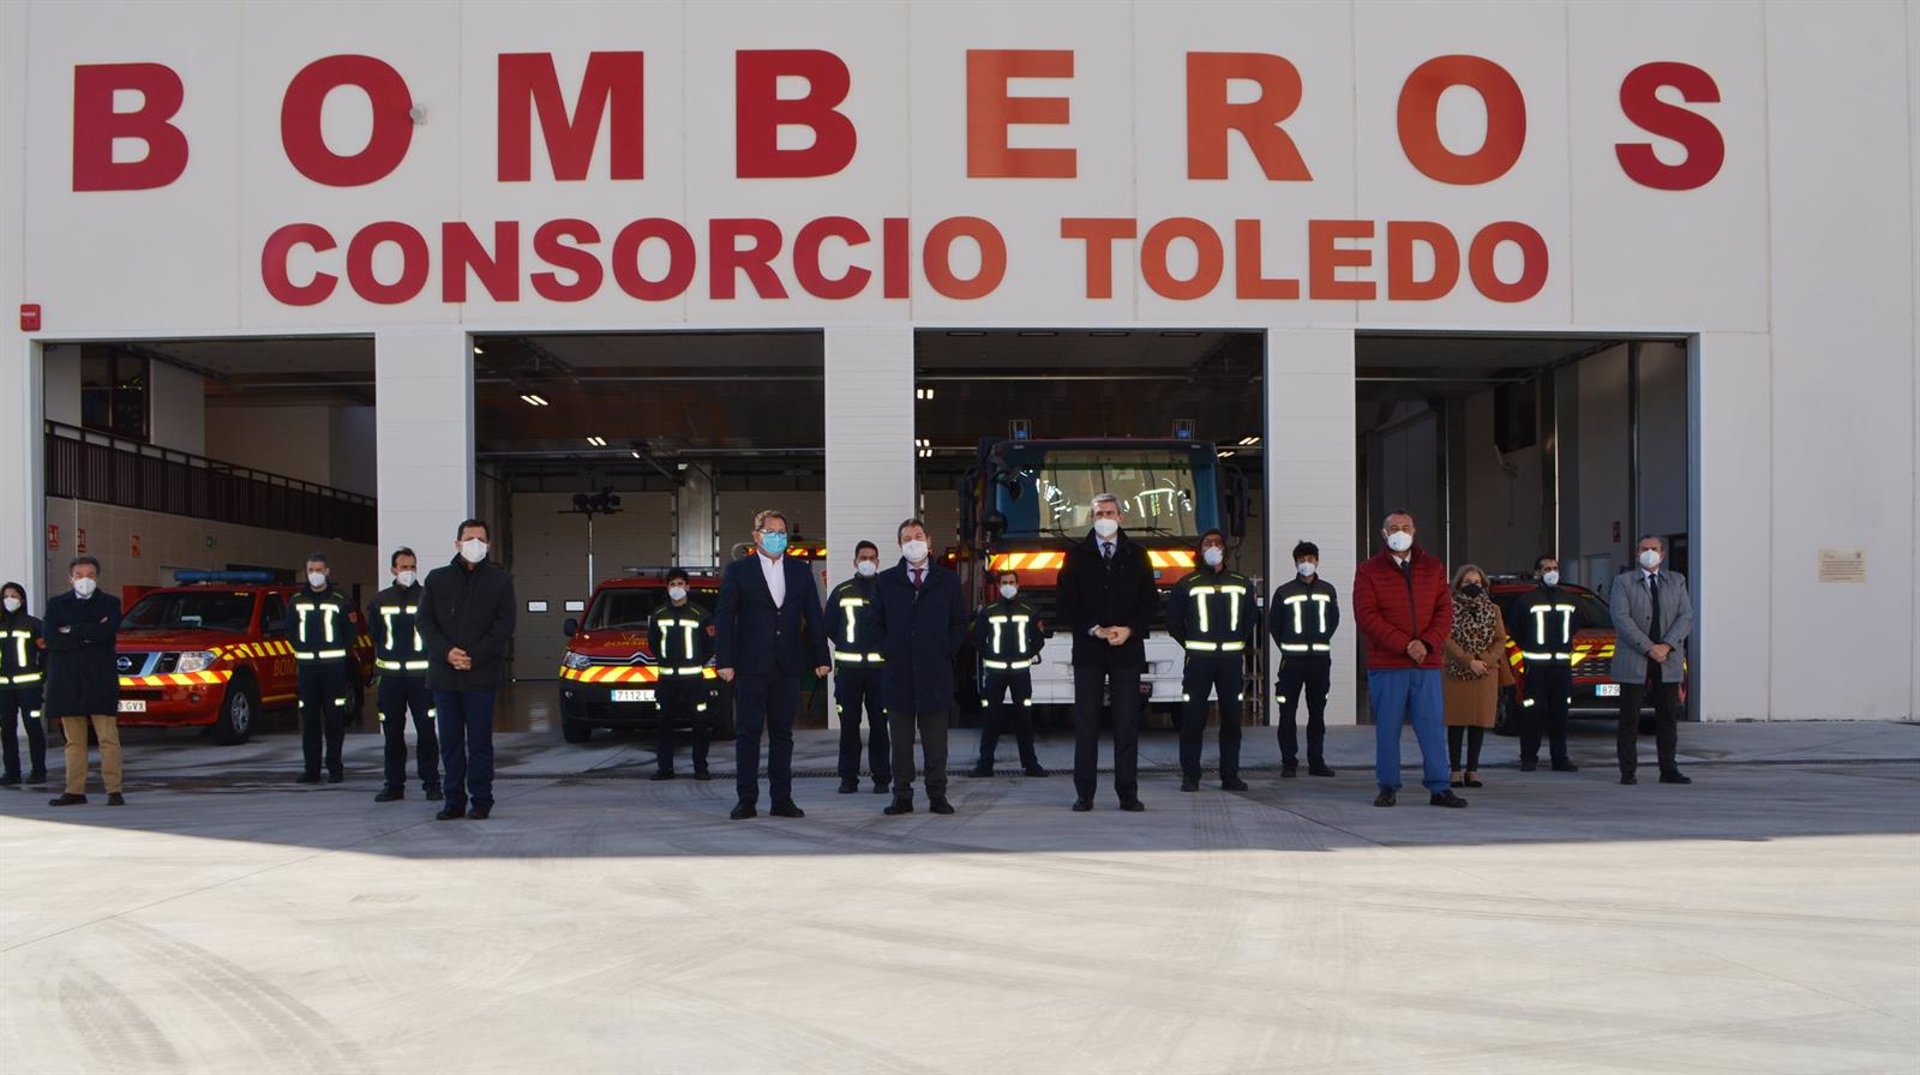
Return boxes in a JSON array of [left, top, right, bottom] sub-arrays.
[[714, 509, 829, 820], [873, 519, 967, 817]]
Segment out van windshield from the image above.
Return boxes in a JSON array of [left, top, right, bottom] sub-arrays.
[[122, 592, 256, 632]]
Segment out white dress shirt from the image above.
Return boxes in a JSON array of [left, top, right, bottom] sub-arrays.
[[759, 551, 786, 608]]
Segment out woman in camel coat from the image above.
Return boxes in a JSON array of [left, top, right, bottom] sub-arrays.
[[1443, 563, 1512, 788]]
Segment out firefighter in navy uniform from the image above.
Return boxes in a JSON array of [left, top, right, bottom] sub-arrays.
[[1270, 540, 1340, 778], [647, 568, 716, 781], [1513, 555, 1579, 773], [1167, 530, 1256, 792], [369, 548, 442, 802], [287, 553, 356, 784], [826, 542, 890, 794], [967, 568, 1049, 778], [0, 581, 48, 786]]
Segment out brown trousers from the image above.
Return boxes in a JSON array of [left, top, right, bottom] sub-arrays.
[[60, 715, 123, 795]]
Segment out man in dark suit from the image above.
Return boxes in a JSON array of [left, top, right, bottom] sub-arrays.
[[44, 556, 124, 807], [714, 509, 829, 820], [1055, 493, 1160, 812], [873, 518, 967, 816], [416, 519, 516, 820]]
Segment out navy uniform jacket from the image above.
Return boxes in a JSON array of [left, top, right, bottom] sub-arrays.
[[0, 609, 46, 689], [286, 587, 356, 664], [824, 575, 885, 662], [972, 598, 1045, 670], [648, 600, 715, 672], [43, 590, 121, 718], [367, 582, 429, 676], [713, 554, 829, 677], [1165, 567, 1257, 658], [872, 559, 966, 713], [1268, 576, 1341, 660]]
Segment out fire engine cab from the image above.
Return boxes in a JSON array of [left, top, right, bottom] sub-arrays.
[[114, 571, 375, 744], [956, 436, 1249, 720]]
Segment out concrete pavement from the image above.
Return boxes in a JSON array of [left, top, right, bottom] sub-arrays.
[[0, 720, 1915, 1073]]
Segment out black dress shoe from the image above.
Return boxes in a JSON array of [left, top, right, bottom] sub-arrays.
[[0, 773, 19, 786], [1070, 798, 1093, 812], [871, 781, 891, 795], [26, 771, 45, 785], [1373, 788, 1396, 807], [929, 797, 955, 815], [1179, 776, 1200, 792], [1023, 766, 1050, 778], [49, 793, 87, 806], [374, 788, 404, 803], [326, 770, 345, 784], [294, 773, 322, 784], [693, 769, 712, 781], [729, 802, 757, 820], [436, 806, 466, 820], [1221, 777, 1249, 792], [1280, 763, 1298, 778], [968, 764, 993, 778], [1119, 798, 1146, 812], [1519, 758, 1538, 772], [1659, 770, 1692, 785], [1308, 764, 1337, 777], [649, 770, 676, 781], [838, 778, 859, 794], [883, 797, 914, 816], [469, 803, 492, 819], [1620, 772, 1638, 785], [1463, 776, 1484, 789], [106, 793, 126, 806], [425, 787, 445, 801], [1551, 761, 1580, 772], [769, 800, 805, 818], [1430, 790, 1468, 808]]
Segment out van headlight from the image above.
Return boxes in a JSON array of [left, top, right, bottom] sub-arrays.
[[562, 651, 593, 670], [175, 651, 218, 674]]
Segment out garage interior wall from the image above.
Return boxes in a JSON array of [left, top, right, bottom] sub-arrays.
[[509, 491, 675, 680], [42, 496, 378, 605], [205, 403, 377, 496]]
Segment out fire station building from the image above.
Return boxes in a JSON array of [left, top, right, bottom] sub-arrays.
[[0, 0, 1914, 725]]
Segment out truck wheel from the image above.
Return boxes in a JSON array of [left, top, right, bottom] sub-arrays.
[[562, 718, 593, 743], [212, 678, 258, 745]]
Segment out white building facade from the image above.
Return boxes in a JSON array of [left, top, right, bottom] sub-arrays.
[[1, 0, 1915, 722]]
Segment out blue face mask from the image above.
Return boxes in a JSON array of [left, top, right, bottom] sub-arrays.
[[760, 531, 789, 556]]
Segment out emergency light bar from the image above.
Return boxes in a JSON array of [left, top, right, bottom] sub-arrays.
[[620, 566, 721, 577], [173, 570, 277, 584]]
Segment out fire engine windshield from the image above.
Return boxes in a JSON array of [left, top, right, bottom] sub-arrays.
[[995, 444, 1219, 538], [121, 592, 256, 632], [583, 589, 713, 631]]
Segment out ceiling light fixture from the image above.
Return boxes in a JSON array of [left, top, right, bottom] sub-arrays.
[[520, 394, 549, 407]]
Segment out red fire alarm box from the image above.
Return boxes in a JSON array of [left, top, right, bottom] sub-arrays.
[[19, 304, 40, 331]]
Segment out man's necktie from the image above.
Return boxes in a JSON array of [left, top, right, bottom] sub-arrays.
[[1102, 542, 1113, 562], [911, 567, 924, 590], [1648, 573, 1662, 641]]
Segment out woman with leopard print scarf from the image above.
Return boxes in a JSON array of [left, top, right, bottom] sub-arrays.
[[1442, 563, 1512, 788]]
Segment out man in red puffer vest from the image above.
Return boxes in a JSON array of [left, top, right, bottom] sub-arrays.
[[1352, 510, 1468, 809]]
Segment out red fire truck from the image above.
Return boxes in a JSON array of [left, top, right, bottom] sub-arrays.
[[115, 572, 375, 744]]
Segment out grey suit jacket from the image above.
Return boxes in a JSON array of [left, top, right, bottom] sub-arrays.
[[1607, 569, 1692, 684]]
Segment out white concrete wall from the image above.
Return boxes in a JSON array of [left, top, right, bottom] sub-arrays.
[[375, 328, 473, 577], [1266, 328, 1358, 725], [0, 0, 26, 605]]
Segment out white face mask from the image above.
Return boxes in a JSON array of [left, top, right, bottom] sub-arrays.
[[2, 597, 19, 614], [667, 585, 688, 603], [901, 539, 929, 563], [460, 538, 488, 564], [1297, 561, 1317, 578], [855, 560, 878, 578], [1201, 546, 1224, 568], [396, 570, 417, 588], [72, 577, 97, 598], [998, 583, 1018, 600], [1092, 517, 1120, 539], [1385, 531, 1413, 553], [1639, 549, 1662, 570], [1541, 570, 1560, 587], [307, 572, 329, 590]]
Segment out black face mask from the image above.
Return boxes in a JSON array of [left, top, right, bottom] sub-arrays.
[[1460, 583, 1484, 598]]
